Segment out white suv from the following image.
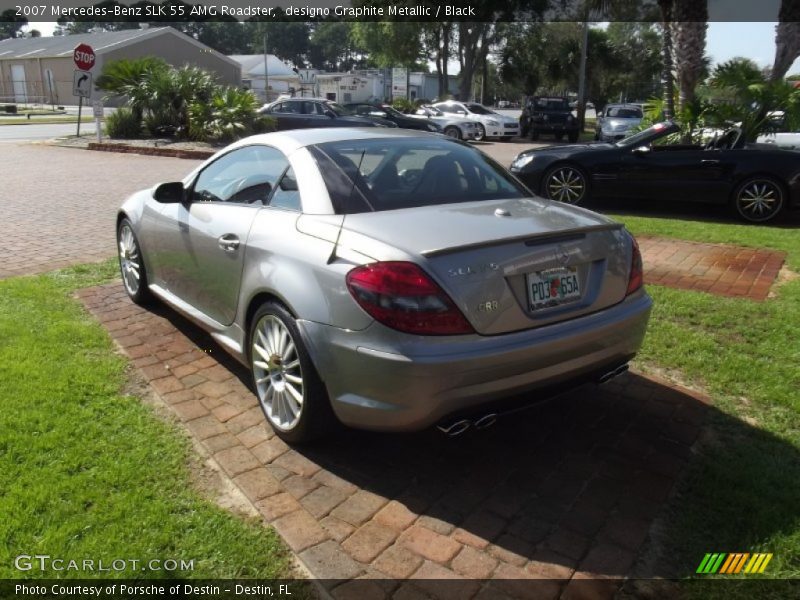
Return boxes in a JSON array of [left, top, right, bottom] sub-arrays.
[[432, 101, 520, 141]]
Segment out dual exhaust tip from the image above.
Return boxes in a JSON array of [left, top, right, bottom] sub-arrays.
[[597, 363, 630, 384], [437, 413, 497, 437], [436, 363, 630, 437]]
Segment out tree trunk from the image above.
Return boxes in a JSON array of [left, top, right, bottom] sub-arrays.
[[672, 0, 708, 116], [771, 0, 800, 81], [441, 23, 451, 99], [658, 0, 675, 120]]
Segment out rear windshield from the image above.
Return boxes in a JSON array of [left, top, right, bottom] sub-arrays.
[[607, 107, 643, 118], [534, 98, 570, 110], [310, 138, 531, 214]]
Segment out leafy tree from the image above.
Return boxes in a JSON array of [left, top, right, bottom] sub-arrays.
[[605, 22, 662, 102], [705, 57, 800, 142], [0, 10, 27, 40], [350, 21, 425, 69], [246, 20, 312, 66], [95, 57, 170, 122], [308, 22, 366, 72]]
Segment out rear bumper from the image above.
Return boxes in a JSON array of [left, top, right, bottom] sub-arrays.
[[299, 291, 652, 432]]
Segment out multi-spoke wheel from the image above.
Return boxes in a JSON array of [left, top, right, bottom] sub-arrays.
[[543, 165, 588, 205], [117, 218, 152, 304], [250, 302, 334, 443], [733, 177, 784, 223], [443, 126, 461, 139], [474, 123, 486, 141]]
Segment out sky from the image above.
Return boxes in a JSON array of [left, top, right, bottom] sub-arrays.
[[23, 21, 800, 77]]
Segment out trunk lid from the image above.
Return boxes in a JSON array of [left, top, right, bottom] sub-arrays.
[[339, 198, 632, 335]]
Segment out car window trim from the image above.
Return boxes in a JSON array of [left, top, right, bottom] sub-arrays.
[[188, 143, 289, 206]]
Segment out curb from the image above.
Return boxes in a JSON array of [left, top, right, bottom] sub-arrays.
[[87, 142, 215, 160]]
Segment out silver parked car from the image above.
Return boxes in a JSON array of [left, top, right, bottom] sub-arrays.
[[412, 105, 481, 140], [117, 128, 651, 442], [595, 104, 644, 142]]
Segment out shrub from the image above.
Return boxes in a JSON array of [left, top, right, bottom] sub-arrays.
[[391, 98, 417, 114], [188, 88, 271, 142], [104, 107, 141, 138]]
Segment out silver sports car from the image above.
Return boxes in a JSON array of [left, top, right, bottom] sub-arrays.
[[117, 128, 651, 442]]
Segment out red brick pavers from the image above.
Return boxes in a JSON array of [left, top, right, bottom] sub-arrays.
[[638, 236, 785, 301], [0, 145, 202, 279], [78, 282, 712, 599]]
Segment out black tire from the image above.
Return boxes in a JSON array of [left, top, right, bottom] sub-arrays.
[[474, 123, 486, 141], [117, 218, 153, 305], [568, 131, 580, 143], [249, 302, 336, 443], [732, 176, 785, 223], [541, 164, 589, 205], [530, 129, 540, 141], [594, 131, 600, 141], [443, 126, 462, 140]]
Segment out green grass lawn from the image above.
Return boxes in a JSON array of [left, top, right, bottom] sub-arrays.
[[0, 261, 302, 583], [613, 214, 800, 593]]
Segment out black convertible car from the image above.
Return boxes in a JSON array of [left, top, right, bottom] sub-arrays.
[[510, 122, 800, 223]]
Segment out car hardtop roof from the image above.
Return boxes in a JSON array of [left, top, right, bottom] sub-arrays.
[[224, 127, 441, 155]]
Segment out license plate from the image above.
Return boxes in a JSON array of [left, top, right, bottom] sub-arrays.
[[527, 267, 581, 310]]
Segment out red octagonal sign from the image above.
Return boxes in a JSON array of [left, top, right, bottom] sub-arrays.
[[73, 43, 96, 71]]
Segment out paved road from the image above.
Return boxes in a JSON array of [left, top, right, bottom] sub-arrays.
[[0, 122, 98, 141], [0, 144, 201, 278]]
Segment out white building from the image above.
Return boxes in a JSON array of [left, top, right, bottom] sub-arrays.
[[229, 54, 301, 102]]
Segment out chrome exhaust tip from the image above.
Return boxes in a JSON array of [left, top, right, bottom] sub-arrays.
[[437, 419, 471, 437], [473, 413, 497, 430], [598, 363, 630, 384]]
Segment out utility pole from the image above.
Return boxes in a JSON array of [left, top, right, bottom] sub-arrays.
[[264, 29, 269, 103]]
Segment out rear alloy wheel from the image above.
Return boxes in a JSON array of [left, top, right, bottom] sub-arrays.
[[444, 126, 461, 139], [543, 165, 588, 205], [117, 218, 152, 305], [474, 123, 486, 141], [733, 177, 784, 223], [250, 302, 334, 443]]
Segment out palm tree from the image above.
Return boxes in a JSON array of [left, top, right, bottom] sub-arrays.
[[771, 0, 800, 81], [671, 0, 708, 115], [657, 0, 676, 120], [95, 57, 169, 123]]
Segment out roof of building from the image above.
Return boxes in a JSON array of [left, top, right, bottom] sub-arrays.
[[229, 54, 298, 78], [0, 27, 237, 68]]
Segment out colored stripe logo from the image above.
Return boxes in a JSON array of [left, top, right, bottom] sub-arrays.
[[696, 552, 773, 574]]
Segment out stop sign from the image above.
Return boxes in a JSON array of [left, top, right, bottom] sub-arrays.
[[73, 44, 96, 71]]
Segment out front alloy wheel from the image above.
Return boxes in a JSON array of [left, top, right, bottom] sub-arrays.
[[117, 218, 152, 305], [544, 165, 587, 205], [474, 123, 486, 141], [734, 177, 784, 223], [250, 303, 333, 442]]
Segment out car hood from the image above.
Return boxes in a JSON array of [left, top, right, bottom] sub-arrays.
[[515, 142, 614, 159], [338, 197, 617, 258]]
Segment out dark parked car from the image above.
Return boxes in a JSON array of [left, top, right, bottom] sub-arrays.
[[258, 98, 394, 130], [510, 121, 800, 223], [520, 96, 580, 143], [345, 103, 442, 133]]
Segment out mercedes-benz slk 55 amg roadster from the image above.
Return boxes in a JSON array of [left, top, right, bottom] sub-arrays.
[[117, 128, 651, 442]]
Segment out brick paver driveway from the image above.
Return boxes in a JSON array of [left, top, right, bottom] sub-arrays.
[[78, 284, 710, 599], [0, 144, 202, 279]]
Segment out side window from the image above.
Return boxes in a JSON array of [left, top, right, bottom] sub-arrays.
[[303, 101, 324, 115], [269, 167, 301, 211], [192, 146, 289, 205], [438, 105, 456, 114]]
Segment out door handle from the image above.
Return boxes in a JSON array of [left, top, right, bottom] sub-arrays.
[[701, 159, 720, 165], [218, 234, 240, 252]]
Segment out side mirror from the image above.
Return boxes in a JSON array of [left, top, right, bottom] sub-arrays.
[[280, 175, 298, 192], [153, 182, 185, 203], [632, 145, 651, 156]]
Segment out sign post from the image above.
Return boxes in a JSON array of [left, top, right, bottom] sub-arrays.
[[72, 43, 96, 137], [92, 100, 104, 142]]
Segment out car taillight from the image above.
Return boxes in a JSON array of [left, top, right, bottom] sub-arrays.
[[626, 235, 644, 295], [346, 261, 474, 335]]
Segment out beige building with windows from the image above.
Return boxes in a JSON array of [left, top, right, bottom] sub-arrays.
[[0, 26, 241, 106]]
